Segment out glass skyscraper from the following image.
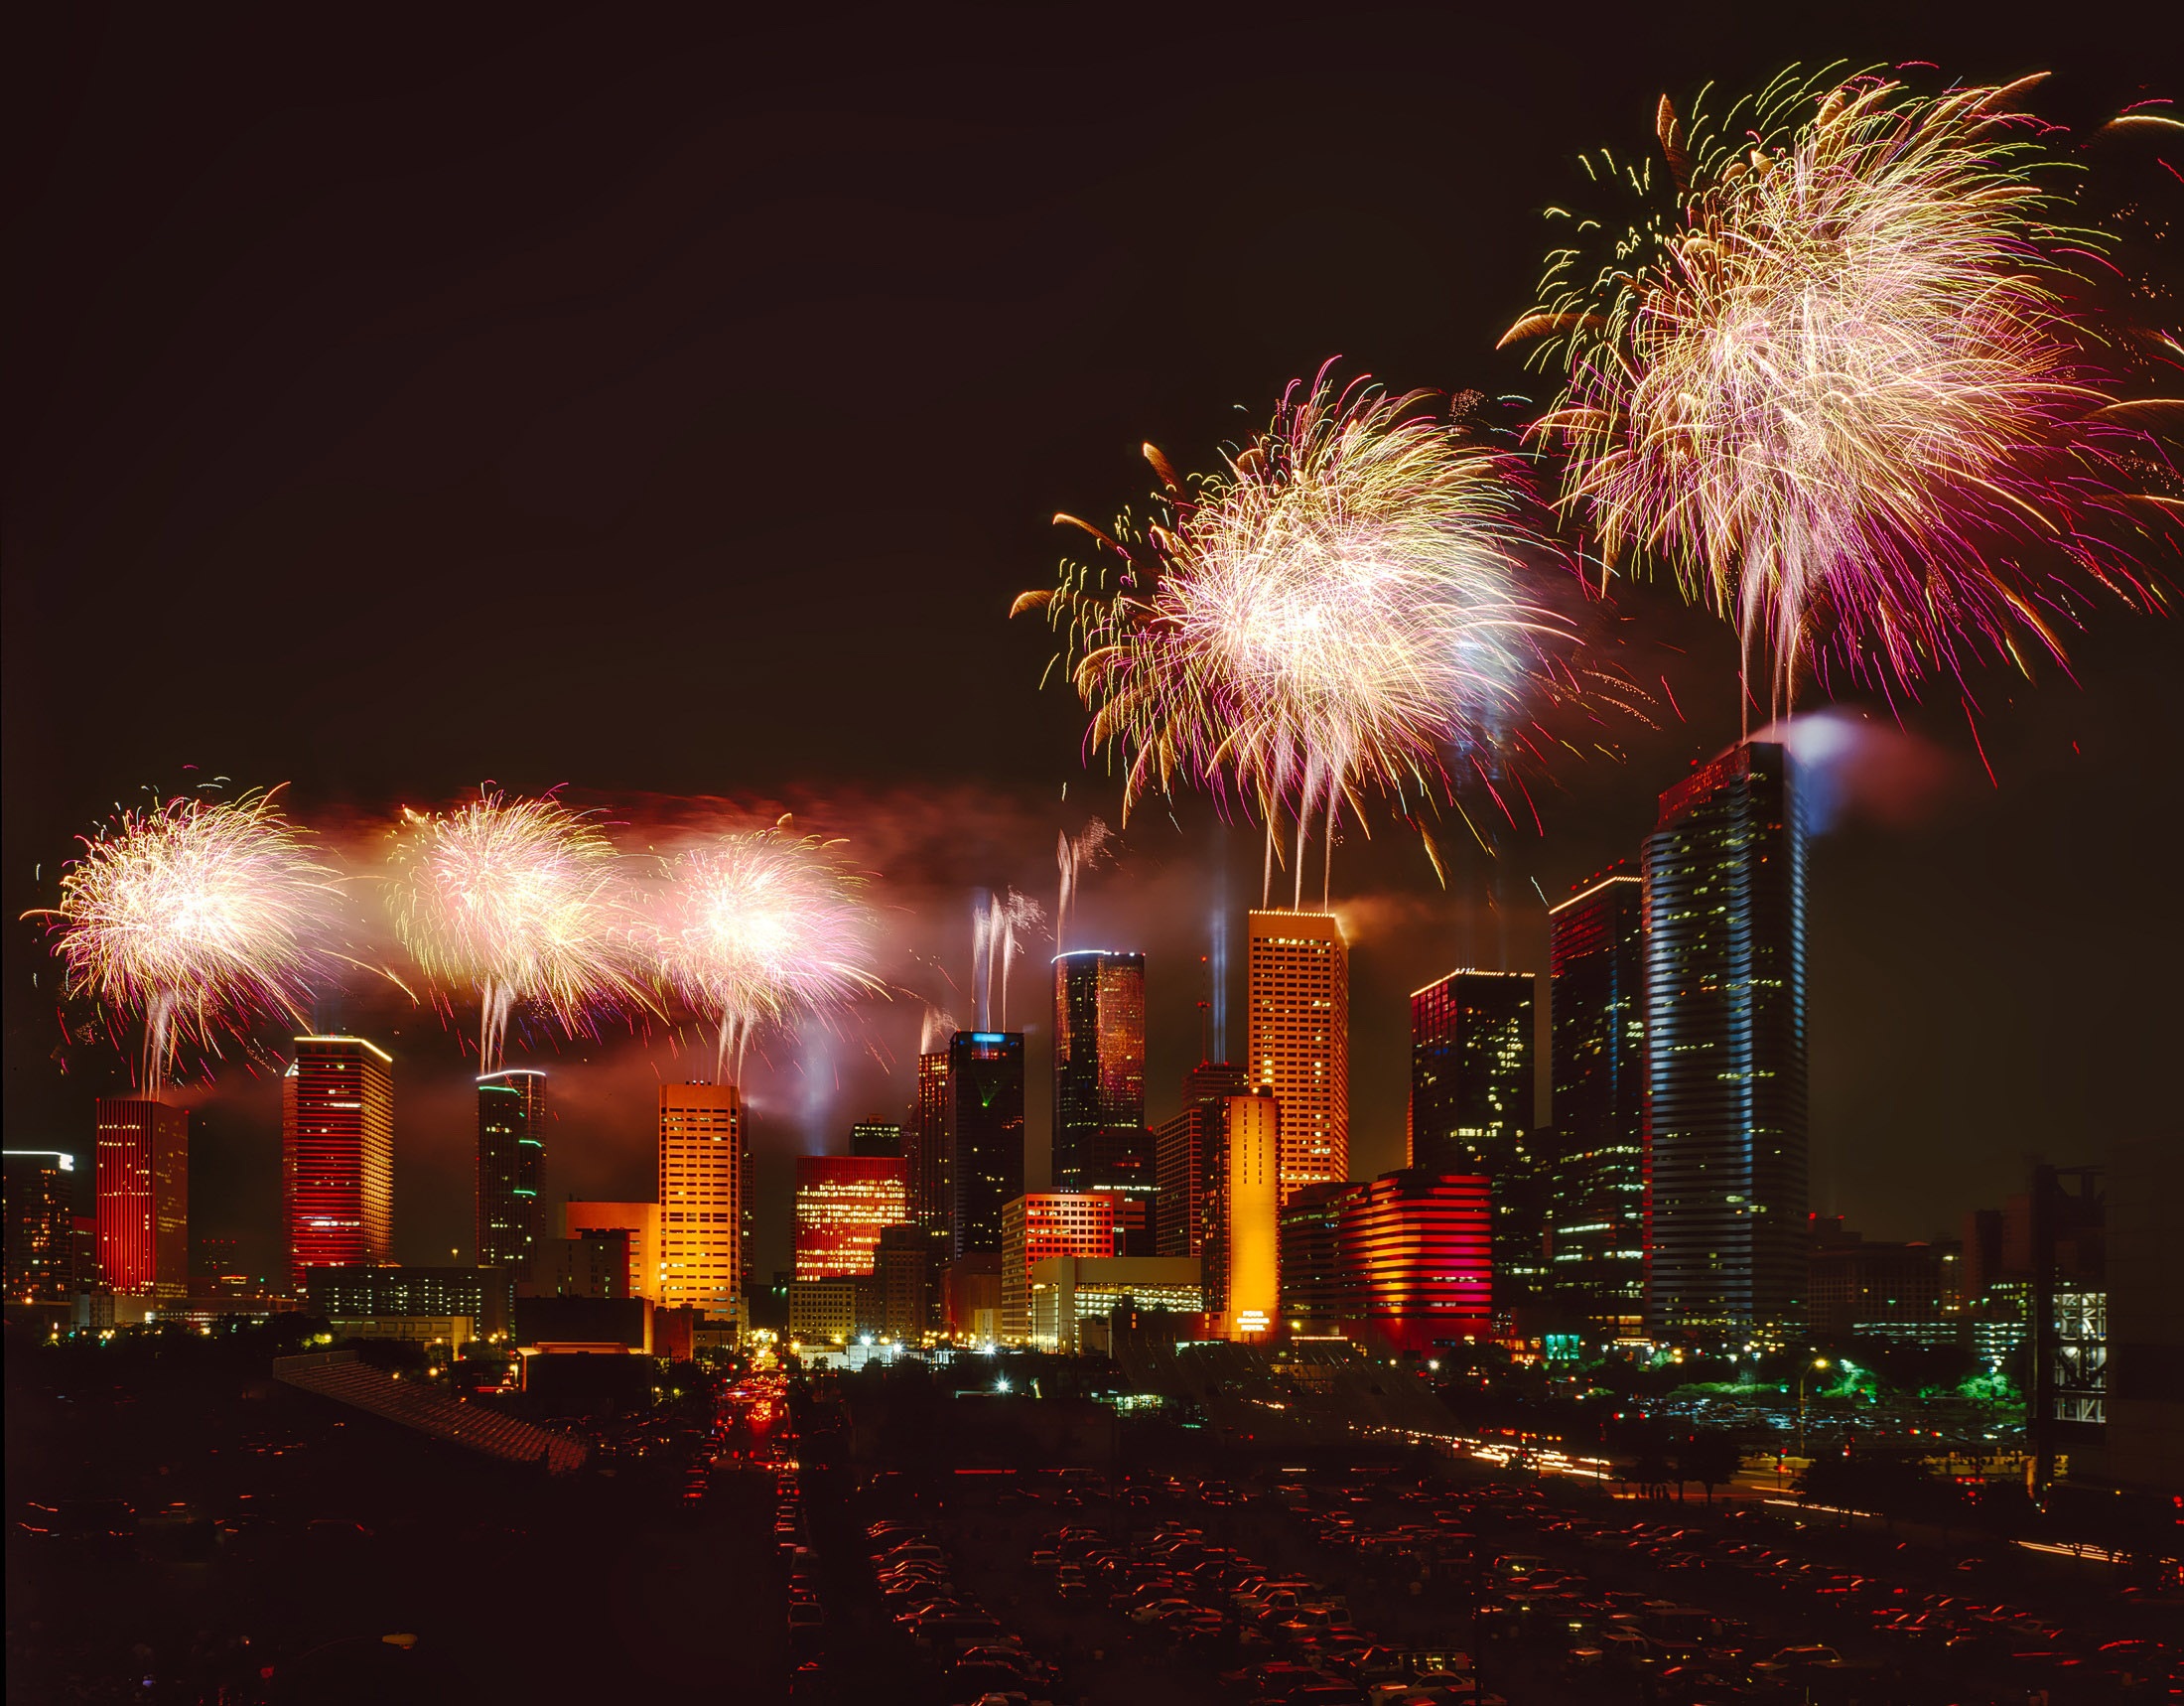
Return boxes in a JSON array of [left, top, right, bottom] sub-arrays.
[[476, 1068, 545, 1272], [1409, 969, 1540, 1299], [1547, 870, 1646, 1333], [1050, 949, 1147, 1192], [946, 1031, 1024, 1258], [1641, 741, 1809, 1340]]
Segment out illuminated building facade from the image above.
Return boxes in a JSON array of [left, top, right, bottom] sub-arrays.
[[564, 1201, 660, 1298], [282, 1037, 392, 1291], [793, 1155, 908, 1281], [657, 1083, 745, 1322], [96, 1100, 189, 1301], [1052, 947, 1148, 1183], [1204, 1087, 1279, 1339], [1410, 969, 1540, 1299], [876, 1222, 938, 1340], [1547, 870, 1646, 1332], [476, 1068, 546, 1272], [1156, 1061, 1248, 1258], [1339, 1170, 1491, 1353], [304, 1264, 501, 1322], [905, 1051, 951, 1238], [1246, 910, 1347, 1200], [1000, 1192, 1115, 1343], [946, 1032, 1024, 1258], [1278, 1181, 1361, 1326], [1027, 1255, 1203, 1351], [1642, 742, 1808, 1340], [4, 1149, 77, 1301]]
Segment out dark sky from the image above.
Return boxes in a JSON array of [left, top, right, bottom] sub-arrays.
[[6, 3, 2180, 1283]]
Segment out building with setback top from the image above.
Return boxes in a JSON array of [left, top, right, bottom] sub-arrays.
[[1642, 742, 1809, 1340]]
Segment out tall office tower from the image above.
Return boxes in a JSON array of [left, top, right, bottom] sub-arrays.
[[657, 1083, 745, 1321], [999, 1192, 1115, 1343], [1204, 1087, 1280, 1338], [1339, 1170, 1493, 1353], [851, 1121, 903, 1159], [1279, 1181, 1361, 1326], [94, 1099, 189, 1301], [946, 1032, 1024, 1258], [1051, 949, 1148, 1187], [1642, 741, 1809, 1340], [476, 1068, 546, 1271], [1246, 910, 1348, 1201], [905, 1052, 951, 1236], [1156, 1061, 1251, 1257], [283, 1037, 393, 1290], [565, 1201, 661, 1298], [1548, 870, 1646, 1333], [794, 1155, 908, 1281], [1409, 968, 1540, 1299], [4, 1150, 78, 1301]]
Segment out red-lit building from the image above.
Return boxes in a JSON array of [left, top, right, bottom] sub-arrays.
[[95, 1099, 189, 1300], [999, 1192, 1113, 1344], [793, 1155, 908, 1281], [282, 1036, 394, 1290], [1338, 1169, 1491, 1354]]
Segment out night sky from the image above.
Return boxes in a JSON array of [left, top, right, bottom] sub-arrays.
[[7, 4, 2179, 1283]]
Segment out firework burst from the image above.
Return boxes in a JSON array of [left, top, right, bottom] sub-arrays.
[[1508, 67, 2170, 717], [385, 789, 649, 1070], [646, 822, 883, 1080], [1019, 367, 1575, 904], [29, 787, 337, 1090]]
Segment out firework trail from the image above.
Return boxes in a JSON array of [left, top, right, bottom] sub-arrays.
[[646, 821, 883, 1082], [1507, 67, 2172, 719], [919, 1002, 957, 1056], [28, 787, 338, 1092], [1054, 818, 1113, 953], [385, 789, 649, 1071], [1019, 366, 1577, 906], [971, 887, 1044, 1031]]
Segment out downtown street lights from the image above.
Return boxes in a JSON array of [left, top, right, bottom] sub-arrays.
[[1796, 1357, 1831, 1456]]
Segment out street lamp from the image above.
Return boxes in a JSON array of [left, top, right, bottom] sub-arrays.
[[1795, 1357, 1831, 1457]]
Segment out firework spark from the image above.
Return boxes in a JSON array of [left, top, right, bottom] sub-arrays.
[[647, 822, 883, 1080], [971, 887, 1042, 1032], [29, 787, 337, 1091], [1508, 67, 2169, 717], [1020, 368, 1575, 904], [385, 790, 649, 1070], [1054, 818, 1112, 954]]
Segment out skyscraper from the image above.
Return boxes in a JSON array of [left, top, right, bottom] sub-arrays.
[[793, 1155, 908, 1281], [564, 1201, 661, 1299], [476, 1068, 546, 1271], [1051, 949, 1147, 1188], [1246, 910, 1347, 1201], [1409, 969, 1539, 1298], [1642, 741, 1809, 1340], [1204, 1087, 1279, 1338], [94, 1099, 189, 1302], [4, 1150, 77, 1302], [657, 1083, 745, 1322], [851, 1121, 903, 1159], [946, 1032, 1024, 1258], [905, 1051, 951, 1237], [1153, 1061, 1248, 1259], [1548, 869, 1646, 1333], [282, 1037, 393, 1291]]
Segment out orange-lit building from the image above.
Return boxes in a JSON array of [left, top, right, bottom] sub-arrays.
[[1205, 1088, 1280, 1339], [95, 1099, 188, 1300], [793, 1155, 908, 1281], [1000, 1192, 1114, 1343], [282, 1037, 392, 1291], [1340, 1169, 1491, 1353], [1246, 910, 1347, 1201], [657, 1083, 744, 1324]]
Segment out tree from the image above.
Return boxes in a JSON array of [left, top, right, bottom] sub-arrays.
[[1675, 1430, 1743, 1503]]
